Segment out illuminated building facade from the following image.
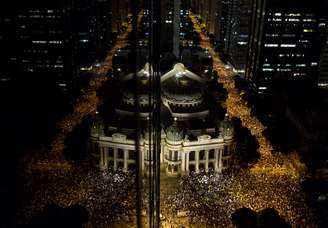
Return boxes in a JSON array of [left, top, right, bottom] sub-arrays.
[[224, 0, 252, 75], [89, 62, 235, 175], [246, 0, 327, 94], [3, 0, 122, 91]]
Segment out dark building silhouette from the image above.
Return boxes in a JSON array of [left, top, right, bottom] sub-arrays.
[[224, 0, 252, 75], [246, 0, 328, 95], [319, 26, 328, 89], [0, 0, 128, 93]]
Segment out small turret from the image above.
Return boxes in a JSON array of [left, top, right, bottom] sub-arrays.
[[90, 111, 105, 137], [219, 113, 234, 140], [165, 118, 184, 142]]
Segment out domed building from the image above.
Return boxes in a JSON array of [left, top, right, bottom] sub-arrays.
[[89, 62, 235, 175]]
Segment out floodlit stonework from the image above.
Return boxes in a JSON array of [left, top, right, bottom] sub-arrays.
[[90, 63, 235, 175]]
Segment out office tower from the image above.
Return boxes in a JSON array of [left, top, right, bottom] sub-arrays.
[[11, 1, 76, 90], [224, 0, 252, 75], [2, 0, 116, 92], [318, 27, 328, 89], [0, 4, 16, 83], [246, 0, 327, 94]]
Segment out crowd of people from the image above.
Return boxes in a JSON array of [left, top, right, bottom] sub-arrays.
[[19, 168, 138, 227], [160, 170, 315, 227]]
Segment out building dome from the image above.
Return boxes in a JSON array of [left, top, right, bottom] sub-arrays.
[[165, 118, 184, 142], [161, 63, 204, 107], [121, 63, 151, 107], [121, 80, 149, 106]]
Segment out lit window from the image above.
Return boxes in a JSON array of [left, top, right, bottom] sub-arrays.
[[277, 68, 291, 72], [303, 29, 314, 32], [265, 34, 279, 37], [264, 44, 278, 47], [32, 40, 47, 44], [282, 34, 296, 37], [263, 68, 274, 72], [30, 15, 42, 18], [49, 40, 62, 44], [296, 64, 306, 67], [285, 13, 301, 17], [303, 19, 316, 22], [237, 41, 247, 45], [287, 18, 300, 22], [280, 44, 296, 47]]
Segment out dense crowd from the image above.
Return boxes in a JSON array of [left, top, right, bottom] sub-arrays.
[[19, 168, 138, 227], [160, 170, 315, 227], [19, 165, 315, 227]]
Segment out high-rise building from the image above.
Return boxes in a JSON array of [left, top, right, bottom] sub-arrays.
[[0, 4, 16, 83], [11, 1, 76, 90], [318, 27, 328, 89], [1, 0, 119, 92], [224, 0, 252, 75], [246, 0, 327, 94]]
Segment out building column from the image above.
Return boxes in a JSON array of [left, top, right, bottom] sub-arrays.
[[141, 147, 144, 171], [114, 148, 118, 171], [124, 149, 128, 172], [104, 147, 108, 170], [205, 150, 209, 172], [219, 148, 223, 173], [186, 152, 189, 172], [181, 152, 185, 172], [161, 141, 165, 163], [214, 149, 219, 172], [195, 151, 199, 172], [100, 147, 104, 170]]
